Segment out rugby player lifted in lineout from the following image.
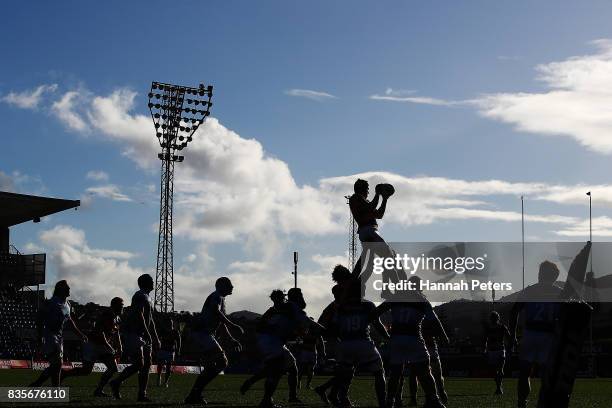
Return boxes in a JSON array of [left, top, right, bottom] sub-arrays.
[[349, 178, 405, 296]]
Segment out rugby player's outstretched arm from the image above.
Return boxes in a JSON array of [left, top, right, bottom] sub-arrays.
[[375, 196, 388, 219], [372, 317, 390, 340], [370, 302, 391, 321], [150, 314, 160, 349], [509, 302, 523, 345], [220, 324, 242, 351], [217, 309, 244, 336], [69, 316, 87, 342], [428, 307, 449, 344]]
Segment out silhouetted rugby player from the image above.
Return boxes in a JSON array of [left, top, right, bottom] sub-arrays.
[[484, 311, 511, 396], [510, 261, 562, 408], [110, 274, 160, 402], [30, 280, 87, 387], [185, 277, 243, 405], [62, 297, 124, 397], [156, 317, 181, 388], [315, 284, 343, 405], [333, 280, 389, 408], [374, 277, 447, 408], [242, 288, 321, 408], [349, 179, 405, 297]]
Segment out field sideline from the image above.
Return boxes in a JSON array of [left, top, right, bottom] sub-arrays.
[[1, 370, 612, 407]]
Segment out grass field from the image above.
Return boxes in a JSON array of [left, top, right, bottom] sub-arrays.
[[2, 370, 612, 407]]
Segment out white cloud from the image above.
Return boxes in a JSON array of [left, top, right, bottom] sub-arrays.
[[369, 94, 464, 106], [284, 88, 337, 101], [373, 39, 612, 155], [85, 184, 132, 202], [311, 253, 347, 271], [36, 85, 612, 239], [86, 170, 109, 181], [1, 84, 57, 109], [52, 91, 88, 131], [0, 171, 15, 191], [38, 225, 144, 306], [0, 170, 46, 194]]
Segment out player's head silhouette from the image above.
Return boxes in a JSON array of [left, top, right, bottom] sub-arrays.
[[269, 289, 286, 306], [354, 178, 369, 198], [137, 273, 154, 292], [110, 296, 124, 316], [215, 277, 234, 296], [53, 280, 70, 298], [332, 264, 351, 283], [538, 261, 560, 286], [287, 287, 306, 310]]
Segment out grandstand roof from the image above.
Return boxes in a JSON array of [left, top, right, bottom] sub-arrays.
[[0, 191, 80, 227]]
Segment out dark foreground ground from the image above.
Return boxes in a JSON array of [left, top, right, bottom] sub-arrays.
[[1, 370, 612, 407]]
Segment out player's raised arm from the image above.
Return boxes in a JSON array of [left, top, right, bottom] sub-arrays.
[[509, 301, 524, 345], [69, 310, 88, 342], [425, 304, 449, 344], [370, 300, 392, 320]]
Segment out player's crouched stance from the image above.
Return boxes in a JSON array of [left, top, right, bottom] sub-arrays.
[[373, 284, 447, 408], [62, 297, 124, 396], [185, 277, 244, 405], [333, 281, 389, 408]]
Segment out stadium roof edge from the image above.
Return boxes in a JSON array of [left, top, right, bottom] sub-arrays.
[[0, 191, 80, 227]]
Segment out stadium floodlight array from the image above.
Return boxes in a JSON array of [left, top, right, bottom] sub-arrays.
[[148, 81, 213, 162], [148, 81, 213, 313]]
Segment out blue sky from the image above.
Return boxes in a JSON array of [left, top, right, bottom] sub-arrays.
[[3, 1, 612, 314]]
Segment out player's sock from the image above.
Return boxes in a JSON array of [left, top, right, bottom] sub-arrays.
[[109, 379, 122, 400], [93, 389, 109, 397], [314, 385, 329, 405], [184, 394, 207, 405]]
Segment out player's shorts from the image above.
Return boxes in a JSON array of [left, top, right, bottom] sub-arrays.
[[336, 339, 383, 372], [42, 334, 63, 363], [389, 335, 430, 365], [82, 342, 113, 363], [298, 350, 317, 365], [123, 333, 152, 361], [257, 334, 293, 364], [157, 349, 175, 363], [520, 329, 554, 364], [193, 331, 224, 355], [487, 350, 506, 366]]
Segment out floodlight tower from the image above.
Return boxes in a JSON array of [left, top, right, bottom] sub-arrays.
[[148, 81, 213, 313], [345, 195, 358, 269]]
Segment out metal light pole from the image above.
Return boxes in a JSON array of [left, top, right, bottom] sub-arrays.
[[148, 81, 213, 312], [345, 195, 358, 269], [293, 251, 298, 288], [521, 195, 525, 290]]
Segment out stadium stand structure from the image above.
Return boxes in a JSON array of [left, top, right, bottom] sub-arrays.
[[0, 191, 79, 360]]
